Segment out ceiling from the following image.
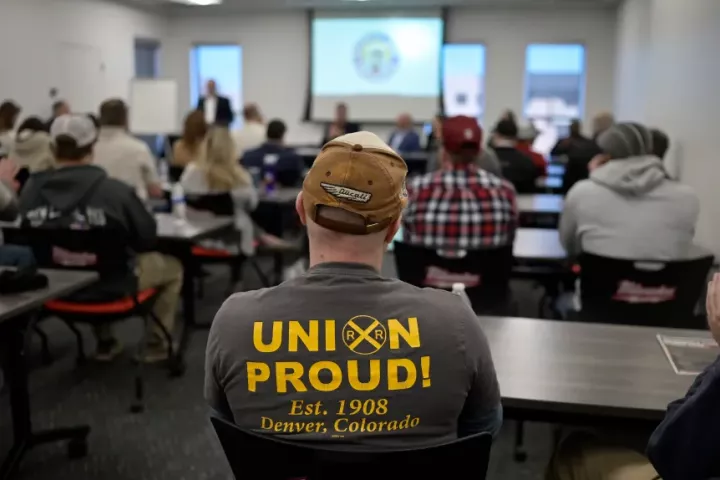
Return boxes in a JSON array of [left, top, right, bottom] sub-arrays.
[[122, 0, 621, 13]]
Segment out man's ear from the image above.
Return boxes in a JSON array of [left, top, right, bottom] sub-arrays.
[[296, 192, 307, 226], [385, 216, 402, 244]]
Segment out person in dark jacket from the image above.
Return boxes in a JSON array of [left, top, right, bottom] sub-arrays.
[[646, 272, 720, 480], [492, 119, 542, 193], [321, 102, 360, 145], [197, 79, 235, 127], [552, 120, 602, 195], [19, 114, 183, 363], [241, 119, 304, 187]]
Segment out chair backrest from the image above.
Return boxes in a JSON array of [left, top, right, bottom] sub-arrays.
[[211, 416, 492, 480], [393, 241, 513, 312], [579, 252, 714, 328], [185, 192, 235, 217]]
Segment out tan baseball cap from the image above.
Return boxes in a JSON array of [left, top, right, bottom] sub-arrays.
[[303, 131, 408, 235]]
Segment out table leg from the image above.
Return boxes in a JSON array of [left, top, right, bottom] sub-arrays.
[[0, 316, 90, 480]]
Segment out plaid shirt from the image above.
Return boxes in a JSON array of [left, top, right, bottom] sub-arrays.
[[403, 164, 518, 250]]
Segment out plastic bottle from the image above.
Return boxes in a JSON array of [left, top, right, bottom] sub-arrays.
[[171, 183, 186, 221], [452, 283, 472, 308], [158, 159, 169, 183]]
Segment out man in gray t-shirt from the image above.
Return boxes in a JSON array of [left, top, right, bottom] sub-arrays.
[[205, 131, 502, 448]]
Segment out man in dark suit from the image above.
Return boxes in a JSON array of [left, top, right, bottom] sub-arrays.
[[197, 80, 234, 127], [241, 119, 304, 187], [388, 113, 421, 153], [321, 102, 360, 145]]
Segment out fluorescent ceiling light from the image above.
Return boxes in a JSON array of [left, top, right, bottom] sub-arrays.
[[169, 0, 222, 5]]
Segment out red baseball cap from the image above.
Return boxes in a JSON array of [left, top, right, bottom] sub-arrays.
[[442, 116, 483, 154]]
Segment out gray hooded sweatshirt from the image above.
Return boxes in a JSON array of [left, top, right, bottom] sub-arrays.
[[559, 155, 699, 260]]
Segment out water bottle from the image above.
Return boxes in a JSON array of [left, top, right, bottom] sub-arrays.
[[171, 183, 186, 221], [158, 159, 169, 183], [264, 171, 277, 195], [452, 283, 472, 308]]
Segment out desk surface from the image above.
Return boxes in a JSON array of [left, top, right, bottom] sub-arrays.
[[155, 214, 234, 241], [517, 194, 564, 214], [0, 269, 98, 324], [514, 229, 566, 261], [482, 316, 701, 420]]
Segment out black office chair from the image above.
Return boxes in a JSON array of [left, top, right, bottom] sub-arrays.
[[210, 416, 492, 480], [185, 192, 272, 293], [393, 241, 515, 314], [5, 227, 184, 413], [577, 252, 714, 328]]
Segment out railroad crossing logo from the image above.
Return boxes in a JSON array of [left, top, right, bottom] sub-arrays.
[[342, 315, 387, 355]]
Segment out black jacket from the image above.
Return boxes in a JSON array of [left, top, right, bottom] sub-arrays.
[[647, 357, 720, 480], [19, 165, 157, 299], [197, 96, 234, 127], [241, 143, 304, 187], [551, 136, 602, 194], [494, 146, 543, 193]]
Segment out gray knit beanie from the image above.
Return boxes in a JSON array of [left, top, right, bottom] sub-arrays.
[[597, 122, 654, 160]]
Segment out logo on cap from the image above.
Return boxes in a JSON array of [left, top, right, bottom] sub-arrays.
[[354, 32, 400, 81], [464, 128, 474, 140], [321, 183, 372, 203]]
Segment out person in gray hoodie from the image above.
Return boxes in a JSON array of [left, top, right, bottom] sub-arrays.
[[559, 122, 699, 260]]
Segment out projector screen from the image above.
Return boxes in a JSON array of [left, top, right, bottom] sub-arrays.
[[311, 16, 444, 122]]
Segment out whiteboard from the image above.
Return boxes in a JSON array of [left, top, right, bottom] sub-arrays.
[[129, 79, 178, 135]]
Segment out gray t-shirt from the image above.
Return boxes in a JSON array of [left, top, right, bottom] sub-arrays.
[[205, 262, 501, 449]]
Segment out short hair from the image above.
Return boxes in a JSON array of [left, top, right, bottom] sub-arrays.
[[16, 116, 48, 136], [52, 100, 68, 114], [495, 119, 518, 139], [0, 101, 21, 131], [266, 119, 286, 141], [99, 99, 128, 127], [569, 119, 582, 137], [243, 104, 259, 121], [651, 129, 670, 159]]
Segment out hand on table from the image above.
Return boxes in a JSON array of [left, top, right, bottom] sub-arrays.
[[706, 273, 720, 346]]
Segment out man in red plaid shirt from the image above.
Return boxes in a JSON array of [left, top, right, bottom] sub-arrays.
[[403, 116, 518, 252]]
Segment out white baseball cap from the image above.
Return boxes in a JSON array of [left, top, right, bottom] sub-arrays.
[[50, 114, 98, 149]]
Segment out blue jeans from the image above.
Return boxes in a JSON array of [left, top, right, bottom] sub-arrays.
[[0, 245, 35, 268]]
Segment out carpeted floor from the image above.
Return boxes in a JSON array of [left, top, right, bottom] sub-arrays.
[[1, 265, 557, 480]]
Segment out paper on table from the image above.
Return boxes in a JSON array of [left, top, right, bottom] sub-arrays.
[[657, 334, 719, 375]]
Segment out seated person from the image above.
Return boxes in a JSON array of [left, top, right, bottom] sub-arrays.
[[552, 119, 601, 194], [424, 113, 444, 152], [650, 128, 670, 160], [19, 114, 183, 362], [205, 131, 502, 446], [492, 119, 543, 193], [172, 110, 207, 168], [551, 119, 597, 156], [388, 113, 421, 153], [321, 102, 360, 145], [0, 156, 34, 267], [181, 127, 258, 257], [93, 99, 163, 202], [46, 100, 70, 131], [516, 123, 547, 175], [241, 119, 304, 187], [559, 122, 699, 260], [404, 116, 517, 252], [232, 103, 265, 159], [10, 116, 55, 173]]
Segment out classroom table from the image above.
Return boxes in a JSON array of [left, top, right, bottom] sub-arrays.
[[155, 213, 234, 330], [517, 194, 564, 229], [482, 316, 701, 424], [535, 176, 563, 192], [513, 228, 566, 262], [0, 270, 99, 480]]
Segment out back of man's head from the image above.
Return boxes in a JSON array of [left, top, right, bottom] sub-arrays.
[[651, 128, 670, 159], [53, 100, 69, 116], [50, 114, 98, 162], [299, 132, 407, 261], [441, 116, 483, 165], [99, 99, 128, 128], [243, 103, 260, 122], [495, 119, 518, 140], [266, 120, 286, 142]]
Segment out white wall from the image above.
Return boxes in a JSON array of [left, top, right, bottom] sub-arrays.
[[613, 0, 652, 121], [0, 0, 166, 119], [164, 7, 617, 144], [615, 0, 720, 254]]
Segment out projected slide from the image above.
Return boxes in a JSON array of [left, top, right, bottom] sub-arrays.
[[311, 17, 443, 122]]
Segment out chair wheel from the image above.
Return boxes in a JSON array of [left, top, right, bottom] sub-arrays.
[[68, 438, 88, 459], [169, 357, 186, 378], [513, 450, 528, 463], [130, 403, 145, 414]]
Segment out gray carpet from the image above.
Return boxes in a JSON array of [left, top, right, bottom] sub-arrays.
[[1, 266, 556, 479]]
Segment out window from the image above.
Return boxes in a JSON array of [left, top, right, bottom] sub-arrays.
[[443, 44, 485, 123], [524, 44, 585, 154], [190, 44, 243, 129]]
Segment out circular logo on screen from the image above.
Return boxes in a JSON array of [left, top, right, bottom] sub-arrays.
[[354, 32, 400, 81]]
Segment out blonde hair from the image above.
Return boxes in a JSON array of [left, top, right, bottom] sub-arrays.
[[202, 127, 252, 191]]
